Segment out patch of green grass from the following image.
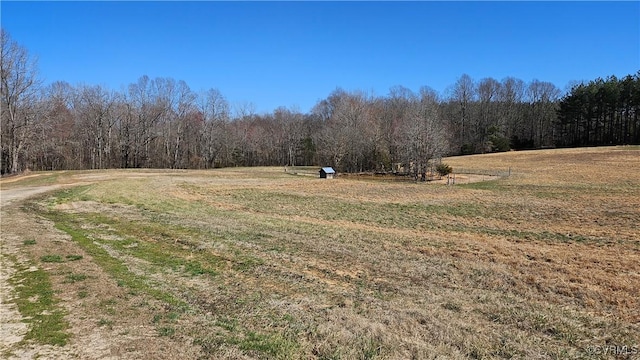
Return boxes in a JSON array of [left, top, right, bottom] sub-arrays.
[[78, 290, 89, 299], [214, 317, 238, 331], [40, 254, 64, 263], [158, 326, 176, 337], [152, 312, 180, 324], [41, 209, 188, 311], [46, 185, 93, 205], [236, 331, 299, 358], [459, 179, 505, 190], [64, 273, 87, 283], [60, 211, 223, 279], [40, 254, 84, 264], [184, 260, 207, 276], [193, 321, 299, 358], [22, 239, 37, 245], [7, 255, 69, 346]]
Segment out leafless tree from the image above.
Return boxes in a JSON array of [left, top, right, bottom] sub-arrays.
[[5, 29, 607, 172], [498, 77, 526, 142], [1, 29, 41, 174], [124, 76, 170, 167], [476, 77, 501, 150], [447, 74, 476, 152], [72, 85, 120, 169], [316, 90, 374, 172], [32, 81, 75, 170], [273, 107, 305, 166], [527, 80, 561, 147], [399, 87, 448, 180], [159, 79, 197, 168], [198, 88, 230, 168], [233, 101, 256, 121]]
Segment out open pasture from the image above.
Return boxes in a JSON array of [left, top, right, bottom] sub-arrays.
[[1, 146, 639, 359]]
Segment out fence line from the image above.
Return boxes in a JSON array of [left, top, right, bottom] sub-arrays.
[[285, 166, 513, 182], [453, 167, 511, 178]]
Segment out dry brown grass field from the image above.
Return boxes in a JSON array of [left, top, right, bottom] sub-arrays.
[[1, 146, 639, 359]]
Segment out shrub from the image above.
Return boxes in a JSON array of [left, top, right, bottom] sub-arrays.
[[436, 163, 453, 177], [489, 134, 511, 152]]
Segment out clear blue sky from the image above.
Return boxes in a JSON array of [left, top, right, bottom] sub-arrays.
[[2, 1, 639, 114]]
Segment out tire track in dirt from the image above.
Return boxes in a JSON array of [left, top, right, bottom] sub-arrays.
[[1, 184, 70, 358], [1, 177, 203, 359]]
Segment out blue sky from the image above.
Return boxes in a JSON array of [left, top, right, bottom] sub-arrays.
[[2, 1, 639, 114]]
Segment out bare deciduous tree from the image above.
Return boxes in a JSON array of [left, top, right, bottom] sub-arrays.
[[477, 77, 501, 150], [198, 88, 231, 168], [4, 30, 628, 173], [1, 29, 41, 174], [32, 81, 75, 170], [498, 77, 526, 145], [447, 74, 476, 152], [125, 76, 170, 168], [316, 90, 374, 172], [527, 80, 561, 147], [72, 85, 120, 169], [399, 87, 448, 180]]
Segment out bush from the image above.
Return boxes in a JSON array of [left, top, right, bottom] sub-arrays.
[[489, 134, 511, 152], [436, 163, 453, 177]]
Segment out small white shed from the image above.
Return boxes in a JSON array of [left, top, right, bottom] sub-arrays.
[[319, 167, 336, 179]]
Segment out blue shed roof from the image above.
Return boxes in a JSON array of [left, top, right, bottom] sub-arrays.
[[320, 167, 336, 174]]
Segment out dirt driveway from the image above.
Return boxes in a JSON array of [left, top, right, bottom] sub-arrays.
[[1, 184, 71, 358], [1, 174, 200, 359]]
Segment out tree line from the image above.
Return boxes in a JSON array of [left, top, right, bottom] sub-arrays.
[[2, 30, 639, 175], [556, 74, 640, 147]]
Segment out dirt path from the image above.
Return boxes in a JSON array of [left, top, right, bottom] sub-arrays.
[[1, 177, 202, 359], [1, 184, 72, 358], [1, 185, 63, 206]]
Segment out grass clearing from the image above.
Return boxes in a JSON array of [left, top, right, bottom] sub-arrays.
[[7, 147, 639, 358]]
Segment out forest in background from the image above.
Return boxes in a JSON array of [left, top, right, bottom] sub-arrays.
[[2, 29, 639, 175]]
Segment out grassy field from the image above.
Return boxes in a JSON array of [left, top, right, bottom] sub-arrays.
[[2, 146, 639, 359]]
